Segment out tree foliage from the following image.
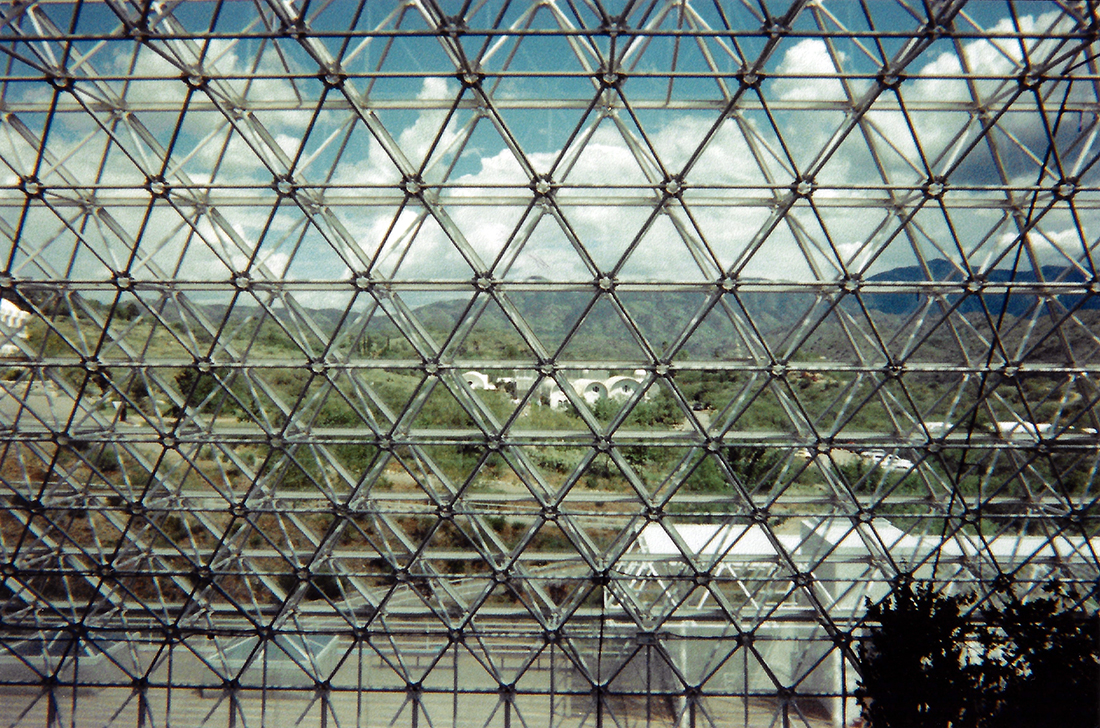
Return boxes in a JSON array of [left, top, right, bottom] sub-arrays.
[[859, 581, 1099, 728], [859, 583, 982, 728], [980, 583, 1100, 728]]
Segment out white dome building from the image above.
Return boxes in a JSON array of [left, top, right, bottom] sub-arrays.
[[462, 370, 495, 391], [606, 376, 642, 401], [571, 378, 608, 405]]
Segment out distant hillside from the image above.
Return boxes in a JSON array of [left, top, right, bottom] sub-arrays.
[[378, 261, 1100, 361], [862, 260, 1100, 317], [191, 260, 1099, 363]]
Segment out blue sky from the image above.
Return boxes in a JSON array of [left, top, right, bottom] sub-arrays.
[[0, 1, 1095, 303]]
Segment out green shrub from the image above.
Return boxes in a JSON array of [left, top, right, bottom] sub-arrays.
[[859, 581, 1099, 728], [859, 583, 981, 728]]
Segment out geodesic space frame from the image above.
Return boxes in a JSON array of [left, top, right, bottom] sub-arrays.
[[0, 1, 1099, 726]]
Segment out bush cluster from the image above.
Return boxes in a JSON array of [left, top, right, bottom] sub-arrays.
[[859, 580, 1098, 728]]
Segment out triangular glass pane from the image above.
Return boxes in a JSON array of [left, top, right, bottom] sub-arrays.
[[371, 80, 462, 175], [375, 203, 477, 281], [673, 294, 766, 364], [558, 294, 652, 363], [556, 113, 660, 189], [616, 213, 717, 283], [498, 210, 595, 282]]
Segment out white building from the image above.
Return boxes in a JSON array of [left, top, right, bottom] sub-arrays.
[[862, 450, 915, 472], [570, 378, 608, 405], [622, 519, 1100, 727], [462, 370, 495, 391], [547, 372, 647, 409], [463, 368, 650, 409], [0, 298, 29, 357], [995, 421, 1053, 437], [606, 375, 642, 400]]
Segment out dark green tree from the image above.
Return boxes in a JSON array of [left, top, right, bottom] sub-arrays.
[[173, 367, 217, 415], [860, 580, 1100, 728], [859, 582, 982, 728], [982, 583, 1099, 728], [724, 446, 781, 487]]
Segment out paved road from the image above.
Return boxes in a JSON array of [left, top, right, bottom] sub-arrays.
[[0, 380, 81, 430]]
